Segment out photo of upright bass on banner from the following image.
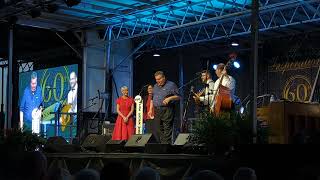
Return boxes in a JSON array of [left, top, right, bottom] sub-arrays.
[[19, 64, 78, 142], [268, 59, 320, 102]]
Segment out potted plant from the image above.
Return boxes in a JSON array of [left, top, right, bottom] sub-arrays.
[[191, 111, 255, 155], [0, 128, 46, 152]]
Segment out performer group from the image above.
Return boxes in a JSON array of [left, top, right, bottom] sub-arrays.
[[112, 62, 236, 144]]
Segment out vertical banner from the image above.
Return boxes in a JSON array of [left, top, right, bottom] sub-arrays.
[[268, 59, 320, 102], [134, 95, 143, 134]]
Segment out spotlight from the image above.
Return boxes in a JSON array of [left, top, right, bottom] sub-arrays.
[[153, 53, 160, 57], [233, 61, 240, 69], [64, 0, 81, 7], [231, 42, 239, 47], [213, 64, 217, 70]]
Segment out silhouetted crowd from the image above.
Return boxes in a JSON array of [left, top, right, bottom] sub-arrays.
[[0, 151, 257, 180]]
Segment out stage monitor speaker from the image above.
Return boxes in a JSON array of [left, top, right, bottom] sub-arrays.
[[82, 134, 111, 152], [46, 136, 68, 145], [44, 136, 81, 153], [125, 134, 155, 147], [125, 134, 156, 152], [105, 139, 126, 153], [174, 133, 190, 146]]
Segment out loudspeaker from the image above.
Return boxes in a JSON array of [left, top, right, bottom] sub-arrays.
[[82, 134, 111, 152], [44, 136, 81, 153], [125, 134, 155, 152], [47, 136, 68, 145], [174, 133, 190, 146], [125, 134, 155, 147], [105, 139, 126, 153]]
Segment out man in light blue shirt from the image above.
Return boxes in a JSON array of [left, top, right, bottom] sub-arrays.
[[20, 72, 42, 131]]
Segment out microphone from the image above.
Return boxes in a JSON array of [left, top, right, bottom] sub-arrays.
[[190, 86, 194, 92], [138, 84, 149, 95]]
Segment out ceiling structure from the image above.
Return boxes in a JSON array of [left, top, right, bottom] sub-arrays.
[[1, 0, 320, 51]]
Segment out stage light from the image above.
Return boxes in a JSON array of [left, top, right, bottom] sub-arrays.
[[231, 42, 239, 47], [64, 0, 81, 7], [233, 61, 240, 69], [213, 64, 217, 70], [153, 53, 160, 57]]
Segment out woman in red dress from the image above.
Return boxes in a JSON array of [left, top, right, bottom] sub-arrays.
[[144, 85, 154, 130], [143, 85, 160, 142], [112, 86, 135, 141]]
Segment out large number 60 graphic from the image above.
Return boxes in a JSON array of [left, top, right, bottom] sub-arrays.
[[283, 75, 311, 102]]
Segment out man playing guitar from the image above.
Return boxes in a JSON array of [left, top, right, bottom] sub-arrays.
[[193, 70, 215, 108]]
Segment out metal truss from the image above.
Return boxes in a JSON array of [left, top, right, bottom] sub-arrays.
[[109, 0, 252, 41], [143, 0, 320, 50], [108, 0, 320, 45], [18, 61, 34, 73]]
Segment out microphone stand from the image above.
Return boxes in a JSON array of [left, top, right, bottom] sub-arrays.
[[177, 75, 200, 133], [205, 60, 210, 111], [77, 101, 98, 143], [138, 85, 149, 96], [177, 76, 200, 91], [181, 86, 194, 133]]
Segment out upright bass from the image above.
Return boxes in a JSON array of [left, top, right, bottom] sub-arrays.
[[210, 57, 236, 115]]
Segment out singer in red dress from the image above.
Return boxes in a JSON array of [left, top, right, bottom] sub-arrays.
[[112, 86, 135, 141]]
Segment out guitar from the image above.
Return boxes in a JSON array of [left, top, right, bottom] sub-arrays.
[[192, 88, 205, 105], [60, 104, 72, 131]]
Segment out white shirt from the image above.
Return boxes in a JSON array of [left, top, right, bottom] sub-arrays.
[[199, 79, 215, 106], [211, 75, 236, 108], [67, 83, 78, 113]]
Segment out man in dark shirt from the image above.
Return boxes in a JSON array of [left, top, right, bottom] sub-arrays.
[[153, 71, 180, 144]]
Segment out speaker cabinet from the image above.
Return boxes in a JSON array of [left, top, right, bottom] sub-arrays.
[[44, 136, 81, 153], [105, 139, 126, 153], [47, 136, 68, 145], [174, 133, 190, 146], [125, 134, 155, 147], [124, 134, 155, 152], [82, 134, 111, 152]]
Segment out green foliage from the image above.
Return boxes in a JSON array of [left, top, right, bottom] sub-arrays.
[[0, 128, 46, 152], [191, 111, 256, 146]]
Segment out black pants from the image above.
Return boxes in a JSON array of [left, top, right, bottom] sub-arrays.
[[154, 106, 174, 144]]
